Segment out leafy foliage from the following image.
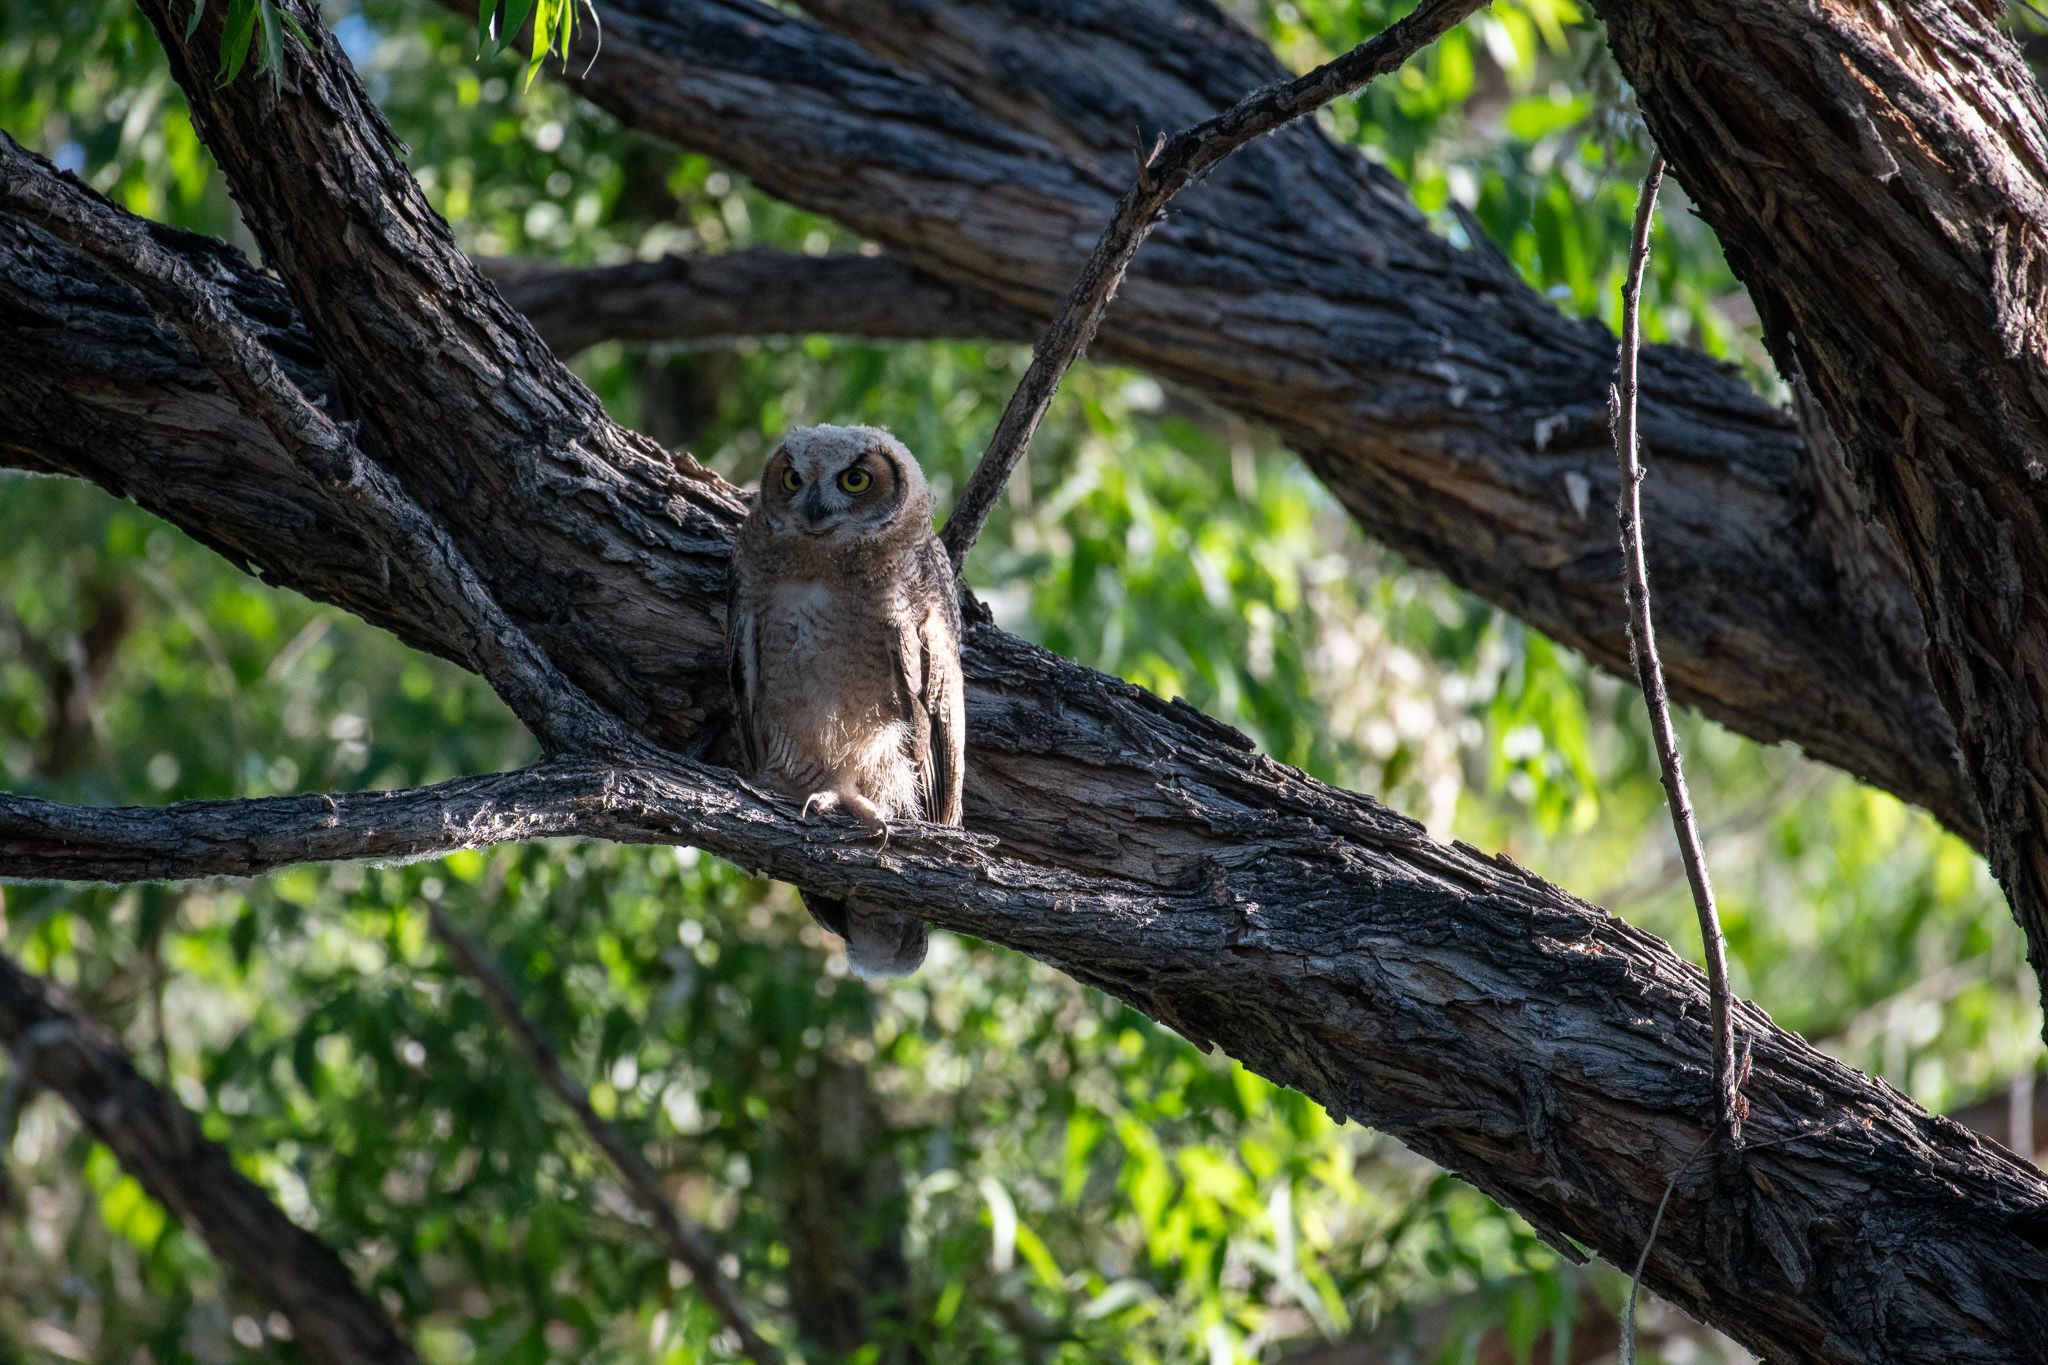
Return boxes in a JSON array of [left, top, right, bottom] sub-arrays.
[[0, 0, 2036, 1362]]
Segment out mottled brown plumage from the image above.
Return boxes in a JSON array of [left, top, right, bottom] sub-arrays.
[[726, 425, 965, 975]]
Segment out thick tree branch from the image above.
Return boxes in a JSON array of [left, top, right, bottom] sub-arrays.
[[940, 0, 1491, 566], [3, 750, 2048, 1362], [482, 248, 1032, 356], [1589, 0, 2048, 1030], [0, 953, 420, 1365], [427, 906, 780, 1364], [0, 203, 461, 665]]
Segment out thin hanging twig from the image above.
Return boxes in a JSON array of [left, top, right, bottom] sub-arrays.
[[1611, 149, 1744, 1364], [1610, 151, 1739, 1144], [939, 0, 1493, 570], [427, 905, 780, 1365]]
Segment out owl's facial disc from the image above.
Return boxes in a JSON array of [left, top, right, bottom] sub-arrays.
[[763, 426, 917, 540]]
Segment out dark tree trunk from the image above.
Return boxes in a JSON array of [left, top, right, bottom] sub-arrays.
[[1592, 0, 2048, 1026]]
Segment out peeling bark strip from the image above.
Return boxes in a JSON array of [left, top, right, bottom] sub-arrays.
[[6, 756, 2048, 1363], [1590, 0, 2048, 1029], [3, 0, 2047, 1358], [0, 953, 421, 1365]]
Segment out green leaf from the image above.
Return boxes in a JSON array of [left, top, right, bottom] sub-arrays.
[[217, 0, 259, 85], [184, 0, 207, 40], [256, 1, 284, 90], [502, 0, 538, 51], [277, 7, 314, 53], [523, 0, 549, 87]]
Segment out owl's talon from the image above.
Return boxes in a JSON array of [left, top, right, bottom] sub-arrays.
[[842, 794, 889, 843], [800, 791, 841, 821]]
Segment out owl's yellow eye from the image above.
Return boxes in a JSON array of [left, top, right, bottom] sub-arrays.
[[838, 467, 873, 493], [779, 468, 802, 493]]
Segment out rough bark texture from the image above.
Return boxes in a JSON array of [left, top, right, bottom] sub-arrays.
[[6, 755, 2048, 1364], [4, 1, 2048, 1360], [484, 248, 1033, 356], [1592, 0, 2048, 1026], [0, 953, 420, 1365]]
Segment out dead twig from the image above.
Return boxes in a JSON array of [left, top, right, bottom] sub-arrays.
[[1610, 149, 1745, 1363], [1618, 1129, 1712, 1365], [939, 0, 1493, 569], [425, 904, 780, 1365], [1609, 151, 1740, 1144]]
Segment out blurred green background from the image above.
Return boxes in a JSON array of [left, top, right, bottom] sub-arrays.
[[0, 1, 2042, 1361]]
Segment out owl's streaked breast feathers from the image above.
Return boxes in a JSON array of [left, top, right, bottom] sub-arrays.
[[725, 425, 965, 976]]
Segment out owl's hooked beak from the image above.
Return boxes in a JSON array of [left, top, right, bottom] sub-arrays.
[[799, 487, 832, 529]]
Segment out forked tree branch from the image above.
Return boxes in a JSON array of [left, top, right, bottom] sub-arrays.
[[1, 5, 1984, 845], [427, 905, 780, 1364], [938, 0, 1493, 567], [0, 951, 421, 1365]]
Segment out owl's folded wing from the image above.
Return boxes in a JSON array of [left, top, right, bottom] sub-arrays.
[[893, 539, 966, 827]]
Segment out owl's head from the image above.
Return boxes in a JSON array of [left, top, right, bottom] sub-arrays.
[[757, 424, 931, 542]]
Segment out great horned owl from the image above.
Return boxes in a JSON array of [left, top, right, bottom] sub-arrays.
[[726, 424, 966, 976]]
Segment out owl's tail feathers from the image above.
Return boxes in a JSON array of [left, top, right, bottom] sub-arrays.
[[799, 891, 930, 978]]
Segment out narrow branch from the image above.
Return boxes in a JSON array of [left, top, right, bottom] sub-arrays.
[[427, 906, 780, 1364], [0, 952, 420, 1365], [483, 249, 1033, 357], [938, 0, 1492, 568], [1609, 150, 1740, 1145], [0, 133, 632, 760]]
